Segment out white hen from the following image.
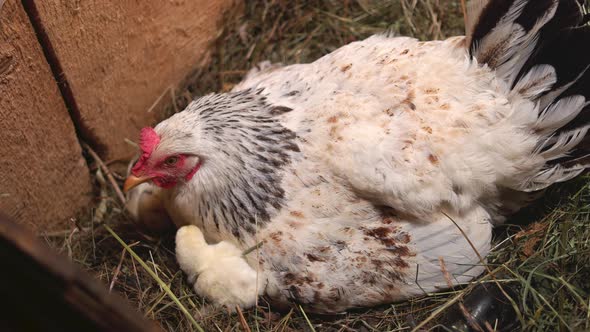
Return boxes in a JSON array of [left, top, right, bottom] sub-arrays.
[[125, 0, 590, 313]]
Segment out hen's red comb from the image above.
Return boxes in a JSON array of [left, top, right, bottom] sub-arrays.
[[132, 127, 160, 174], [139, 127, 160, 154]]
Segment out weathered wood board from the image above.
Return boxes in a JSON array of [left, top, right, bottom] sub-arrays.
[[0, 213, 163, 331], [33, 0, 238, 160], [0, 0, 92, 232]]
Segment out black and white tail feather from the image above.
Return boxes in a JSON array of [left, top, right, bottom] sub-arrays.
[[468, 0, 590, 191]]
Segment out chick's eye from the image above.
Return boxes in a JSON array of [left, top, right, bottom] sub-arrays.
[[164, 156, 179, 166]]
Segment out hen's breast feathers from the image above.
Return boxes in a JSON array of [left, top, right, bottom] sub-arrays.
[[236, 35, 541, 221]]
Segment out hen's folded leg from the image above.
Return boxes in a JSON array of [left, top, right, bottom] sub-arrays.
[[175, 225, 265, 310]]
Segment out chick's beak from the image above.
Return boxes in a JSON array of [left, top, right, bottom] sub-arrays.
[[123, 175, 154, 193]]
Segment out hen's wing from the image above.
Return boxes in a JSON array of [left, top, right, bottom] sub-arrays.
[[235, 35, 515, 219]]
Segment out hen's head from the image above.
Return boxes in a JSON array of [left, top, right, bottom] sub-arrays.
[[123, 90, 298, 194], [123, 126, 203, 192]]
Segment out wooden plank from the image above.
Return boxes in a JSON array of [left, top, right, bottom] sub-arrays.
[[0, 213, 164, 331], [32, 0, 238, 160], [0, 0, 92, 232]]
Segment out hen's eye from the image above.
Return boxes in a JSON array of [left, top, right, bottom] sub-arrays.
[[164, 156, 179, 166]]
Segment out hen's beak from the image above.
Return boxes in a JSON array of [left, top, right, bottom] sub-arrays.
[[123, 175, 154, 193]]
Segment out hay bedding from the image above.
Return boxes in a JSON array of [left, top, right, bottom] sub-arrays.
[[46, 1, 590, 331]]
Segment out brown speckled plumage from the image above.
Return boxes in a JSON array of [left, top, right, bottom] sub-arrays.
[[127, 0, 590, 313]]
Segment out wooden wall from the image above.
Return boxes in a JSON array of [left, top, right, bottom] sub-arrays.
[[0, 0, 92, 231], [0, 0, 237, 232]]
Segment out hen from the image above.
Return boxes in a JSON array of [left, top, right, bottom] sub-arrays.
[[124, 0, 590, 313]]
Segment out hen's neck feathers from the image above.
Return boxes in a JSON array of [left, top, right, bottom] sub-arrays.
[[158, 90, 300, 240]]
